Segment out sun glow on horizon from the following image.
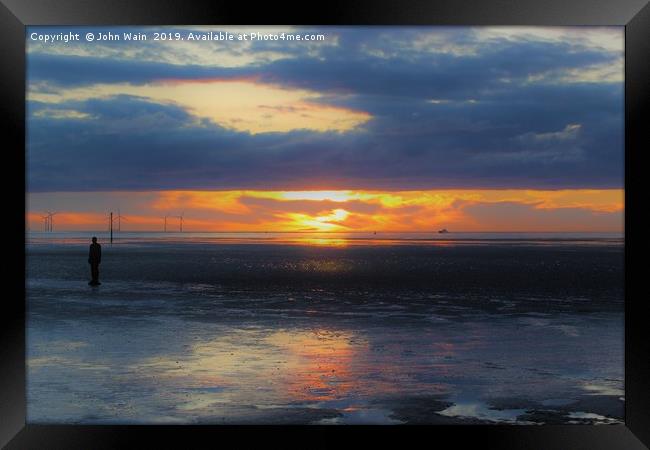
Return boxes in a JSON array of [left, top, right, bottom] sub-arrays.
[[27, 188, 624, 234], [282, 208, 351, 231]]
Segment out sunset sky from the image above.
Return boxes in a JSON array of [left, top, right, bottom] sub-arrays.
[[26, 26, 624, 232]]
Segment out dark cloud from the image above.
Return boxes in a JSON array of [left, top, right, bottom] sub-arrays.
[[27, 54, 248, 87], [26, 27, 624, 192]]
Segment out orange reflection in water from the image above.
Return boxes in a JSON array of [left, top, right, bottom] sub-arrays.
[[132, 328, 368, 406], [130, 326, 470, 413], [266, 329, 362, 402], [295, 237, 349, 247], [123, 328, 465, 422]]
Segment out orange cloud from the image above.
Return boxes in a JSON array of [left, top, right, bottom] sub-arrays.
[[151, 191, 251, 215], [27, 189, 624, 233]]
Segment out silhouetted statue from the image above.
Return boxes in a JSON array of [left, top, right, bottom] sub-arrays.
[[88, 236, 102, 286]]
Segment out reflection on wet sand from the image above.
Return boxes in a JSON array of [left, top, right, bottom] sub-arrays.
[[267, 330, 360, 402], [131, 328, 367, 413], [27, 313, 624, 424], [113, 324, 496, 423], [26, 240, 624, 424], [299, 237, 350, 247]]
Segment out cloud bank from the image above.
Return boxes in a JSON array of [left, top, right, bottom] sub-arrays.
[[26, 26, 623, 193]]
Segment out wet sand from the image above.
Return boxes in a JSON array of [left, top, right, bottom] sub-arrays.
[[26, 239, 624, 424]]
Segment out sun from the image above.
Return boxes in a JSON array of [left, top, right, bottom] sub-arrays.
[[283, 208, 351, 231]]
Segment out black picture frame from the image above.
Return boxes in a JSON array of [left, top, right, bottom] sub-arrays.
[[1, 0, 648, 448]]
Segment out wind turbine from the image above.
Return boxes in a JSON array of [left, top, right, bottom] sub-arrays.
[[46, 211, 57, 232], [41, 214, 50, 232], [169, 211, 185, 233], [174, 212, 185, 232], [115, 208, 127, 232]]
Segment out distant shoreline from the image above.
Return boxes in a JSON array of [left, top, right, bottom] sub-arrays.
[[25, 231, 624, 248]]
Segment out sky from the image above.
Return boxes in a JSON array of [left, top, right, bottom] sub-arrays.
[[26, 26, 624, 232]]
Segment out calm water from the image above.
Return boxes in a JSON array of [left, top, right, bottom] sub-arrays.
[[26, 232, 624, 424], [27, 230, 623, 246]]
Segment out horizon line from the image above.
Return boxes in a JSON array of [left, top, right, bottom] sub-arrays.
[[25, 229, 624, 234]]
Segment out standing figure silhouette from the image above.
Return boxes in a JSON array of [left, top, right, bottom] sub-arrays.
[[88, 236, 102, 286]]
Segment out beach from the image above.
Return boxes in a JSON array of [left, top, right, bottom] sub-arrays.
[[26, 232, 624, 424]]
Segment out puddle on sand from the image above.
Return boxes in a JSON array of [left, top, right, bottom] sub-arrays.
[[438, 401, 531, 424], [567, 411, 619, 424], [316, 407, 403, 425]]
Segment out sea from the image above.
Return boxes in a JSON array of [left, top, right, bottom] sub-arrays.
[[26, 231, 624, 424]]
